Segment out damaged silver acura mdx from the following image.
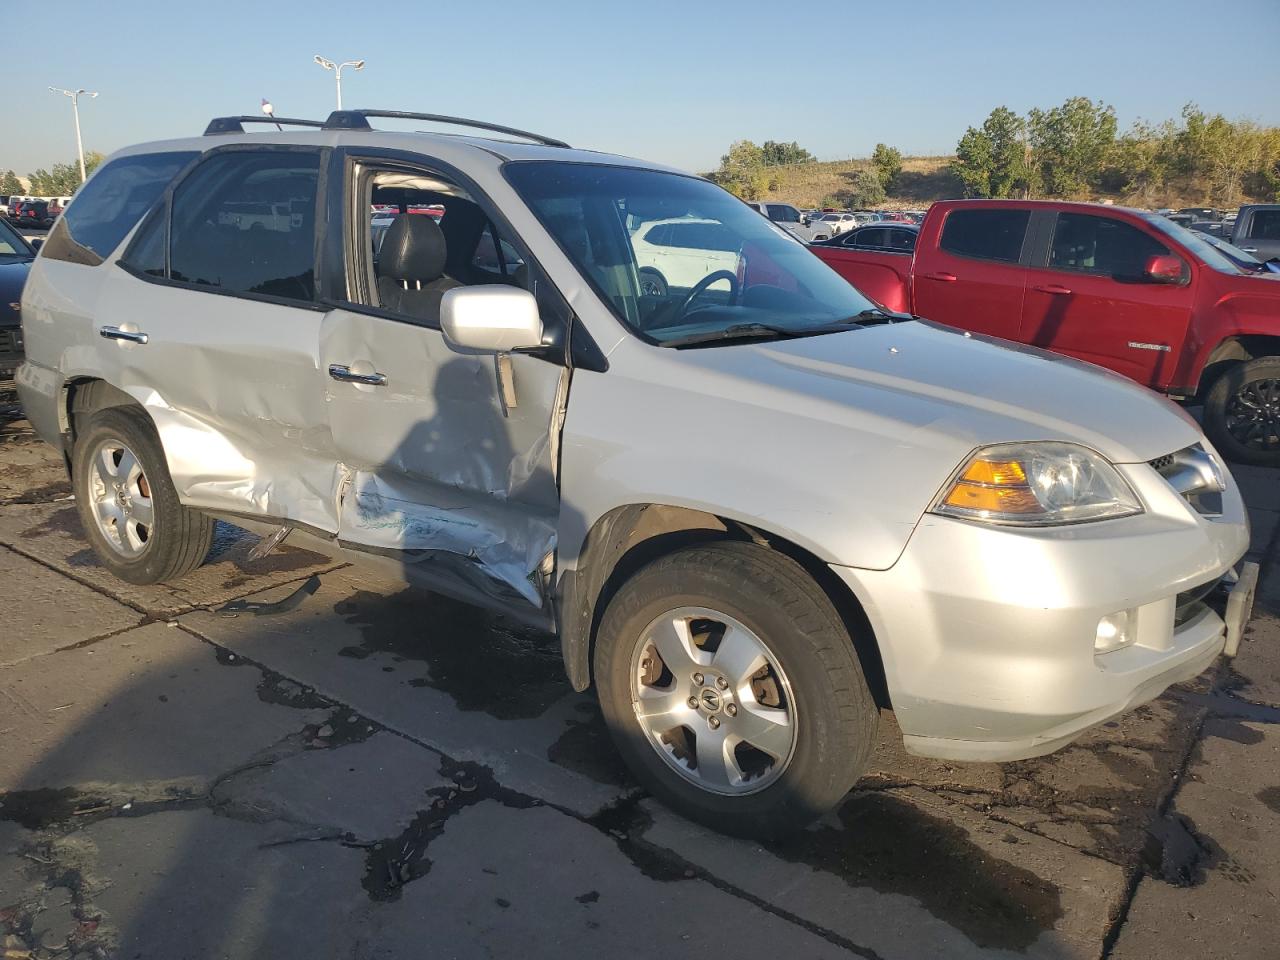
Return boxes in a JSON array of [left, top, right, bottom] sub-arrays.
[[16, 110, 1257, 837]]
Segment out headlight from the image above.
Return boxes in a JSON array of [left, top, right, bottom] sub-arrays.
[[931, 442, 1142, 526]]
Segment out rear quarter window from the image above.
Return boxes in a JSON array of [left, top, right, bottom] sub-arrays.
[[40, 151, 197, 266], [939, 208, 1030, 263]]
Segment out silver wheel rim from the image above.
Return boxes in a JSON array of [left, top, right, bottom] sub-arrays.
[[629, 606, 798, 796], [86, 437, 155, 559]]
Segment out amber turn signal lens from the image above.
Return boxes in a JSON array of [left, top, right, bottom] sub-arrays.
[[942, 482, 1042, 514], [958, 459, 1027, 486]]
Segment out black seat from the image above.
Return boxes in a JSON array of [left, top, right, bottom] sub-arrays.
[[376, 214, 461, 322]]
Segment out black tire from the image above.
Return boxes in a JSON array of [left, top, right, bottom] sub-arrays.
[[594, 541, 878, 838], [638, 269, 668, 298], [72, 407, 214, 584], [1203, 356, 1280, 466]]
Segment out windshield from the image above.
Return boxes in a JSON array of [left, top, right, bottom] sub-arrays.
[[504, 162, 879, 345], [0, 218, 32, 259], [1141, 212, 1244, 275]]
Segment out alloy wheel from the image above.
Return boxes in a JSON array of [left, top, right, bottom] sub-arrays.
[[86, 437, 155, 558], [1225, 378, 1280, 452]]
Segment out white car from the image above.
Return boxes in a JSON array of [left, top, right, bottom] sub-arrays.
[[745, 201, 826, 242], [632, 217, 739, 296], [816, 212, 857, 236]]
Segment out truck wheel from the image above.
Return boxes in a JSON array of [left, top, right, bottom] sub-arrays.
[[1204, 356, 1280, 466], [594, 541, 878, 838], [72, 407, 214, 584]]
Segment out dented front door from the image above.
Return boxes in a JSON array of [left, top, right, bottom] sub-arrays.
[[319, 306, 564, 610]]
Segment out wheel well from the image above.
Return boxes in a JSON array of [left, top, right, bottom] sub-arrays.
[[60, 379, 148, 468], [1198, 336, 1280, 397], [560, 504, 890, 709]]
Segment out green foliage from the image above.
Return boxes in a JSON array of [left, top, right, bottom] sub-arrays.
[[1027, 97, 1117, 196], [760, 140, 816, 166], [871, 143, 903, 190], [0, 170, 21, 195], [841, 168, 885, 208], [952, 107, 1031, 198], [27, 152, 105, 196]]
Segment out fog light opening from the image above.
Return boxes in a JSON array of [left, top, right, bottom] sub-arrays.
[[1095, 610, 1135, 654]]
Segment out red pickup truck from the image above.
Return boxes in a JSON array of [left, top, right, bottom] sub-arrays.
[[812, 200, 1280, 465]]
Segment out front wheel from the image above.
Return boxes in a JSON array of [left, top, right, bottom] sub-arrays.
[[1204, 356, 1280, 466], [72, 407, 214, 584], [594, 541, 878, 838]]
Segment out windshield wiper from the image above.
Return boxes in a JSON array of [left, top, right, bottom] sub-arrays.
[[839, 308, 901, 325], [660, 322, 804, 348]]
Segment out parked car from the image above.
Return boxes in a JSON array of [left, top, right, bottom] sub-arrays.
[[812, 222, 919, 254], [1229, 204, 1280, 263], [0, 196, 11, 218], [810, 199, 1280, 465], [815, 212, 857, 235], [0, 217, 34, 379], [631, 217, 738, 296], [6, 199, 26, 223], [1189, 219, 1227, 238], [1179, 207, 1220, 222], [1193, 230, 1280, 275], [17, 200, 55, 229], [16, 113, 1254, 837], [745, 201, 826, 242]]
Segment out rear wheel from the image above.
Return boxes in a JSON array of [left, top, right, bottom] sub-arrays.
[[72, 407, 214, 584], [594, 541, 878, 838], [1204, 356, 1280, 466]]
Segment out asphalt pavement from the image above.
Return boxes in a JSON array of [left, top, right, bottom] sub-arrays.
[[1, 385, 1277, 960]]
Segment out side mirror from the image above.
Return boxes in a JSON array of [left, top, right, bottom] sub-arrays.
[[1144, 253, 1184, 283], [440, 285, 543, 353], [29, 237, 43, 252]]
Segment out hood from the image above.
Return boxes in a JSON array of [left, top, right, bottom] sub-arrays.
[[691, 319, 1201, 465], [0, 258, 30, 329]]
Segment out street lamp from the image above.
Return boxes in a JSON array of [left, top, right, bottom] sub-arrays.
[[49, 87, 99, 183], [313, 55, 365, 111]]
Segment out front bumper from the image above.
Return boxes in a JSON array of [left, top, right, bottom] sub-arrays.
[[832, 458, 1251, 762], [0, 325, 22, 380]]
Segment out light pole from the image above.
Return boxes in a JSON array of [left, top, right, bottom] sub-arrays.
[[313, 56, 364, 110], [49, 87, 99, 183]]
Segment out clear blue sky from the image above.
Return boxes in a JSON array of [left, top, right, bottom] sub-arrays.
[[9, 0, 1280, 177]]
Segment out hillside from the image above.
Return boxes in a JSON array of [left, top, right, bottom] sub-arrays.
[[751, 155, 1273, 211]]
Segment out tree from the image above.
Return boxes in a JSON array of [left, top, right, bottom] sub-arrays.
[[1027, 97, 1117, 196], [27, 152, 105, 196], [841, 168, 885, 208], [871, 143, 903, 190], [0, 170, 20, 195], [952, 107, 1030, 198], [760, 140, 816, 166], [712, 140, 769, 198]]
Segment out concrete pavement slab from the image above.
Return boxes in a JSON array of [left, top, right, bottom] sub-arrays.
[[363, 800, 854, 960], [1227, 609, 1280, 709], [181, 570, 632, 818], [0, 622, 329, 794], [641, 787, 1126, 960], [0, 545, 140, 666], [0, 502, 345, 616], [1109, 720, 1280, 960], [0, 433, 69, 506]]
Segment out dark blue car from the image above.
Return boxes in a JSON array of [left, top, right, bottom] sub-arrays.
[[0, 217, 33, 380]]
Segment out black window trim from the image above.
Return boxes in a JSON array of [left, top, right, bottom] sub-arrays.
[[117, 142, 331, 313], [938, 206, 1037, 266]]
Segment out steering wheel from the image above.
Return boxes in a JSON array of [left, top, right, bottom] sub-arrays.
[[676, 270, 740, 320]]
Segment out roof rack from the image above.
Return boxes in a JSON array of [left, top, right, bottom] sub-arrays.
[[204, 116, 327, 136], [322, 109, 570, 148]]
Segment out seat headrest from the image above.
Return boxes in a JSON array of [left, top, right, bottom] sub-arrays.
[[379, 214, 447, 282]]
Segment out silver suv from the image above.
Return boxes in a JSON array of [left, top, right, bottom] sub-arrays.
[[16, 110, 1255, 837]]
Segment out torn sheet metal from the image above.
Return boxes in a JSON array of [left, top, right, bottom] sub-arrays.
[[341, 470, 556, 606]]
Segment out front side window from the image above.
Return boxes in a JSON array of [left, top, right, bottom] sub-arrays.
[[1248, 210, 1280, 240], [505, 161, 879, 345], [0, 218, 32, 258], [40, 151, 196, 266], [939, 208, 1029, 263], [1049, 213, 1171, 280], [167, 151, 320, 302]]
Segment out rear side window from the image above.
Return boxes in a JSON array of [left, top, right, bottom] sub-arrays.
[[40, 152, 197, 266], [1247, 210, 1280, 240], [939, 208, 1029, 263], [850, 227, 886, 248], [167, 150, 320, 302]]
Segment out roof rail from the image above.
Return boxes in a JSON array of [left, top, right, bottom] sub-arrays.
[[322, 109, 570, 148], [204, 116, 327, 136]]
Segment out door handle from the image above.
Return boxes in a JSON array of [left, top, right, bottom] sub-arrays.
[[328, 364, 387, 386], [99, 325, 149, 344], [1240, 247, 1258, 254], [1033, 284, 1072, 295], [923, 272, 957, 282]]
